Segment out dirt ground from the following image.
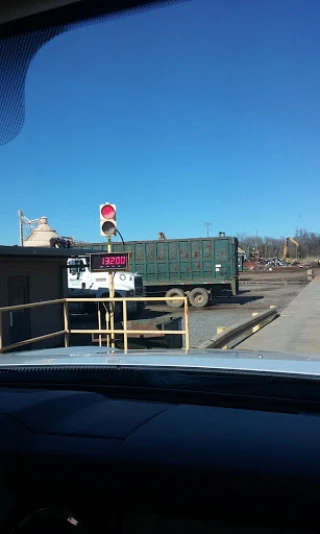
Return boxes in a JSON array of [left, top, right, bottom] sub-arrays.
[[147, 273, 309, 315], [213, 283, 307, 313], [240, 267, 314, 281]]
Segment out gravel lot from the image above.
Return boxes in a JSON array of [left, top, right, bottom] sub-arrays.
[[162, 282, 309, 348], [69, 278, 309, 350], [186, 310, 252, 348]]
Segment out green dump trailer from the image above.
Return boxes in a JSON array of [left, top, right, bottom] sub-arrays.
[[81, 237, 239, 309]]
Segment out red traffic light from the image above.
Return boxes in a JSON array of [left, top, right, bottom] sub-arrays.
[[101, 204, 115, 219], [100, 203, 117, 237]]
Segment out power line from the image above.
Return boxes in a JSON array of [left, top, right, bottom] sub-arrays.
[[204, 222, 211, 237]]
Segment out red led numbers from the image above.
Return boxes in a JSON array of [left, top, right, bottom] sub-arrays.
[[90, 253, 128, 272]]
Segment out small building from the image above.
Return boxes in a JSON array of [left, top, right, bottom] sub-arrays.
[[0, 246, 87, 351]]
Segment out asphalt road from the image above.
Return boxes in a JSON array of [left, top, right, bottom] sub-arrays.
[[237, 276, 320, 355]]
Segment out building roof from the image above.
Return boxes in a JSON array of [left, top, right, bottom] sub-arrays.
[[0, 246, 96, 258], [0, 244, 246, 259]]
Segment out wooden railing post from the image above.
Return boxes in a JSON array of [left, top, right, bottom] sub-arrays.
[[97, 304, 102, 347], [123, 299, 128, 353], [184, 297, 190, 351], [105, 309, 110, 347], [0, 311, 3, 354], [63, 300, 69, 347]]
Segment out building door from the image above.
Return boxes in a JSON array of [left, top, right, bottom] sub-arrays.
[[7, 275, 31, 348]]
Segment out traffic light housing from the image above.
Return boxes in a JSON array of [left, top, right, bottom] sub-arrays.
[[100, 203, 117, 237]]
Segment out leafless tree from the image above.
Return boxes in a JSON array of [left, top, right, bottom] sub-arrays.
[[237, 229, 320, 260]]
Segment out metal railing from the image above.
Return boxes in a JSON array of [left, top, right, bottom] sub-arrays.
[[198, 306, 278, 350], [0, 296, 189, 354]]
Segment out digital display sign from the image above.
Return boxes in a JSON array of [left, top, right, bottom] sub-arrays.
[[90, 252, 129, 272]]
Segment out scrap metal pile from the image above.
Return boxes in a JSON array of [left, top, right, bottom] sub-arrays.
[[244, 258, 320, 271], [263, 258, 290, 268], [244, 258, 291, 271]]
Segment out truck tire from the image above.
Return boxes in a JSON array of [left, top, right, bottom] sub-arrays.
[[165, 288, 185, 308], [189, 288, 209, 308], [84, 301, 96, 315], [114, 294, 123, 319], [136, 302, 145, 317]]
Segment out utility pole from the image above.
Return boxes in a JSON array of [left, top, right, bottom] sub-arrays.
[[204, 222, 211, 238], [18, 210, 23, 246], [107, 236, 115, 349]]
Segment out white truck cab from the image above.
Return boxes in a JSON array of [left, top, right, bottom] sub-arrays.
[[67, 256, 145, 317]]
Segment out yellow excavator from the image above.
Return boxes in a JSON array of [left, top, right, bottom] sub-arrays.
[[283, 237, 299, 262]]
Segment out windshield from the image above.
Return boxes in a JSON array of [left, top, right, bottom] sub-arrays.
[[0, 0, 319, 365]]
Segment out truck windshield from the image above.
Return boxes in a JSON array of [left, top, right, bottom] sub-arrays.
[[0, 0, 319, 363], [69, 260, 86, 277]]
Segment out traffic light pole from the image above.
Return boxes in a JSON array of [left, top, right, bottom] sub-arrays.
[[100, 203, 117, 349], [108, 237, 115, 349]]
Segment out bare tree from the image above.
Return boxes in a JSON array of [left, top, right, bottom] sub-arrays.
[[237, 230, 320, 260]]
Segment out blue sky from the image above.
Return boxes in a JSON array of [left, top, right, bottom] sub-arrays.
[[1, 0, 320, 244]]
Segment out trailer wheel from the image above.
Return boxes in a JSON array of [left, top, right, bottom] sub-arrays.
[[165, 288, 185, 308], [189, 288, 209, 308]]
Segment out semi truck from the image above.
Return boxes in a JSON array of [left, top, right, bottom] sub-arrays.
[[77, 237, 239, 309], [67, 255, 145, 317]]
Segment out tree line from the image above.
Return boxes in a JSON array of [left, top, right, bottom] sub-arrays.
[[237, 229, 320, 260]]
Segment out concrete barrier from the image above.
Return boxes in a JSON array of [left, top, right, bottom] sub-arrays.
[[307, 269, 314, 281], [198, 306, 278, 350], [161, 316, 184, 348]]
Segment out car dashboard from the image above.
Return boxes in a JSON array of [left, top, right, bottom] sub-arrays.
[[0, 372, 319, 533]]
